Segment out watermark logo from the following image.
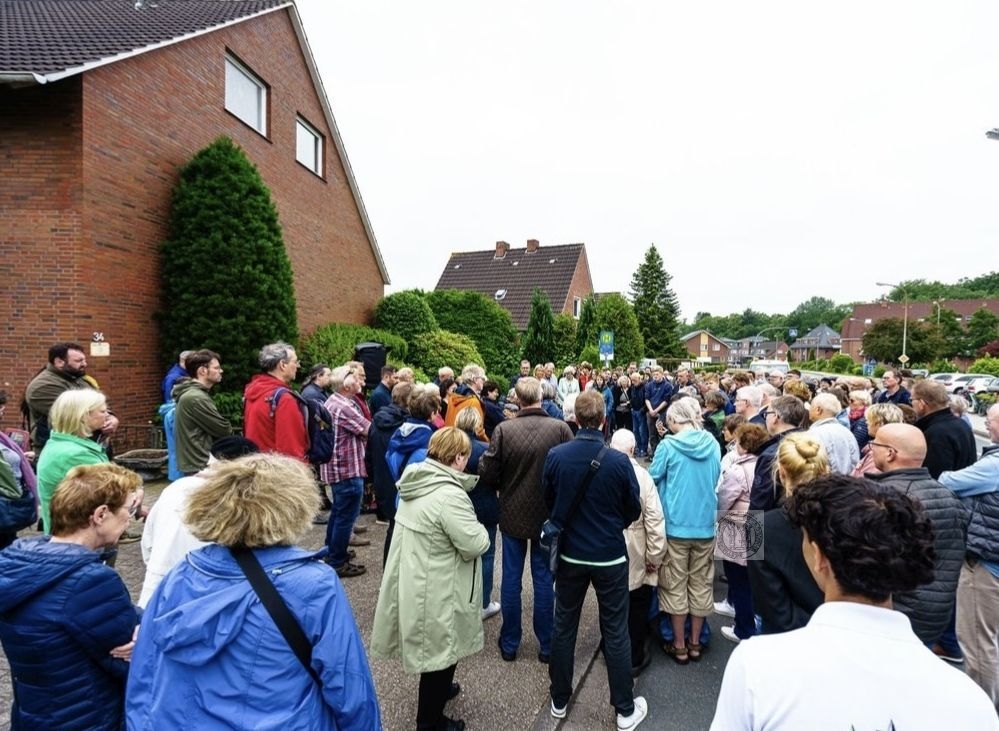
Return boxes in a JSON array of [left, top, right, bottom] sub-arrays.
[[715, 510, 765, 561]]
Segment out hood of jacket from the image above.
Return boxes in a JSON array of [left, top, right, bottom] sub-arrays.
[[243, 373, 286, 406], [665, 427, 720, 461], [374, 403, 408, 431], [397, 458, 478, 502], [143, 544, 323, 666], [0, 537, 108, 613], [388, 419, 433, 454], [170, 377, 202, 402]]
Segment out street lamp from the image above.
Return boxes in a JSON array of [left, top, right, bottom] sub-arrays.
[[876, 282, 908, 363], [933, 299, 945, 326]]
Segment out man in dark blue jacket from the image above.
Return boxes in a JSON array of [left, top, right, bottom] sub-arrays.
[[543, 390, 647, 728]]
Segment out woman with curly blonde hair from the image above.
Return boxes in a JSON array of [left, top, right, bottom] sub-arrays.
[[747, 433, 830, 635]]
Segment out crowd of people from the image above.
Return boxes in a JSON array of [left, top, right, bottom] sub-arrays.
[[1, 341, 998, 729]]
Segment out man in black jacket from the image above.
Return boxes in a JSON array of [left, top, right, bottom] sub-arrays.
[[867, 424, 968, 646], [749, 396, 808, 512], [543, 390, 646, 729], [912, 380, 976, 479]]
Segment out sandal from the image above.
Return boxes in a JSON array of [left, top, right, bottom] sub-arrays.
[[688, 642, 704, 662], [664, 642, 689, 665]]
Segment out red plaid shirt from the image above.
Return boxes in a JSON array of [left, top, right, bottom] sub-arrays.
[[320, 392, 370, 484]]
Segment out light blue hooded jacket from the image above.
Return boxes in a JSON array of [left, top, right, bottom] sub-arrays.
[[648, 428, 721, 539]]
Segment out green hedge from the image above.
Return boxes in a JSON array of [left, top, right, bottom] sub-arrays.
[[408, 330, 484, 377], [300, 323, 408, 370]]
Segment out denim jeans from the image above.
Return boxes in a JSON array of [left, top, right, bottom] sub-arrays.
[[500, 534, 554, 655], [482, 523, 498, 609], [723, 560, 757, 640], [631, 411, 649, 456], [326, 477, 363, 567], [550, 560, 634, 716]]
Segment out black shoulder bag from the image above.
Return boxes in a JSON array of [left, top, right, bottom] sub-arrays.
[[229, 546, 321, 686], [539, 445, 608, 574]]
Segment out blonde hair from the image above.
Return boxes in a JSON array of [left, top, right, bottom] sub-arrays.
[[849, 390, 872, 406], [865, 403, 903, 432], [50, 463, 140, 535], [183, 454, 319, 547], [49, 389, 107, 437], [427, 426, 471, 465], [775, 433, 830, 495], [455, 406, 482, 433]]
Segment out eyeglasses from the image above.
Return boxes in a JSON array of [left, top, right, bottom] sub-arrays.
[[869, 441, 896, 455]]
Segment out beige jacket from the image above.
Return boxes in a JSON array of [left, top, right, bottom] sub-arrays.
[[624, 457, 667, 591]]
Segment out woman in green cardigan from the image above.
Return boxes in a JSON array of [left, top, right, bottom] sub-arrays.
[[36, 389, 110, 533]]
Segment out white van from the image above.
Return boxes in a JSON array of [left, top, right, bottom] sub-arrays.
[[749, 359, 789, 375]]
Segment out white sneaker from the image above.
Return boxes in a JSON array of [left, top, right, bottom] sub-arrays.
[[481, 601, 501, 620], [551, 699, 567, 719], [617, 696, 647, 730], [720, 625, 741, 644], [713, 599, 736, 618]]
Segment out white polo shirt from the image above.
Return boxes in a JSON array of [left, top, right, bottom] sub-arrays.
[[710, 601, 998, 731]]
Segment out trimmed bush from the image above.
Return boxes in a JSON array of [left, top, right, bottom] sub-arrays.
[[969, 356, 999, 377], [426, 289, 519, 377], [300, 323, 408, 370], [408, 330, 484, 376], [373, 290, 438, 344]]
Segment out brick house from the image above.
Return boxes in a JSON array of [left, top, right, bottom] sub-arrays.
[[728, 336, 790, 365], [434, 239, 594, 330], [0, 0, 388, 429], [789, 324, 842, 362], [841, 299, 999, 362], [681, 330, 731, 364]]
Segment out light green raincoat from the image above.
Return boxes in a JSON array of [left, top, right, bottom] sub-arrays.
[[371, 458, 490, 674]]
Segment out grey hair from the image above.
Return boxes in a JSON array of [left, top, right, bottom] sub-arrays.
[[515, 376, 543, 406], [540, 379, 557, 400], [259, 342, 295, 372], [737, 386, 763, 409], [811, 392, 841, 416], [666, 397, 703, 428], [328, 365, 352, 393], [610, 428, 636, 454], [460, 363, 484, 381]]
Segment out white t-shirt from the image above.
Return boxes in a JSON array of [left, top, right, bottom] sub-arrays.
[[138, 474, 208, 607], [710, 601, 999, 731]]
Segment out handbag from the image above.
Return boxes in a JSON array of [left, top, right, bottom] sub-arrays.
[[539, 445, 608, 574], [229, 546, 321, 686], [0, 458, 36, 532]]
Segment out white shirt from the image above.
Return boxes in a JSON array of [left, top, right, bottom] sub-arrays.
[[710, 602, 999, 731], [808, 418, 860, 475], [138, 474, 209, 607]]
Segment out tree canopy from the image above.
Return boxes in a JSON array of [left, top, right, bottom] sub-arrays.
[[629, 244, 685, 358], [594, 293, 644, 366], [521, 289, 557, 366], [158, 136, 297, 394], [425, 289, 519, 376]]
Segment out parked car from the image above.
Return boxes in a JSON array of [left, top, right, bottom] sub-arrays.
[[949, 374, 992, 395], [964, 376, 997, 396], [927, 373, 959, 389]]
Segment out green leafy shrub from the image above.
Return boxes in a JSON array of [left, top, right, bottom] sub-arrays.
[[928, 359, 959, 373], [408, 330, 484, 376], [521, 289, 557, 366], [969, 356, 999, 377], [426, 289, 519, 377], [212, 392, 245, 429], [578, 345, 601, 368], [552, 314, 578, 368], [373, 290, 438, 345], [827, 354, 855, 374], [158, 137, 298, 394], [300, 323, 408, 370], [594, 293, 644, 366]]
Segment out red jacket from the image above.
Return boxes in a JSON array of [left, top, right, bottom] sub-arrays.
[[243, 374, 308, 461]]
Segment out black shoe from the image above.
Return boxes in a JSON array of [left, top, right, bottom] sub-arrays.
[[447, 682, 461, 701], [537, 651, 550, 664], [443, 717, 465, 731], [632, 648, 652, 677], [312, 514, 329, 525], [334, 562, 366, 578], [498, 637, 516, 662]]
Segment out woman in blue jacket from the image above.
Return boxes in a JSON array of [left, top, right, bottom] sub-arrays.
[[125, 454, 380, 730], [649, 397, 721, 665], [0, 463, 142, 731]]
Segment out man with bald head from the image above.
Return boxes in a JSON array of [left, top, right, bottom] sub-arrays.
[[866, 423, 968, 648]]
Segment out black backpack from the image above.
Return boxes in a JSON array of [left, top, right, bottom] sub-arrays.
[[268, 388, 335, 465]]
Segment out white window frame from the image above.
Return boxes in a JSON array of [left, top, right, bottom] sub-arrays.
[[572, 297, 581, 318], [225, 55, 267, 135], [295, 116, 324, 176]]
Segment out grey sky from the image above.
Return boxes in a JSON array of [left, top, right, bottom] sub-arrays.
[[297, 1, 999, 322]]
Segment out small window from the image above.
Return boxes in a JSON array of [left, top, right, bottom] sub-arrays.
[[712, 343, 721, 351], [296, 117, 323, 176], [225, 55, 267, 134], [573, 297, 581, 318]]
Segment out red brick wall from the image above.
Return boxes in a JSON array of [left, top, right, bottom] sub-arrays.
[[563, 248, 595, 318], [0, 9, 385, 429]]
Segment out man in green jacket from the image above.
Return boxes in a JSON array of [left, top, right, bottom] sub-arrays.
[[173, 350, 231, 475]]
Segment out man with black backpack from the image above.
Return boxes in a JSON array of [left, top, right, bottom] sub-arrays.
[[243, 343, 308, 461], [321, 365, 370, 578]]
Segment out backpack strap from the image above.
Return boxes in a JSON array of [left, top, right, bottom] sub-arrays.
[[267, 387, 288, 419], [229, 546, 321, 686]]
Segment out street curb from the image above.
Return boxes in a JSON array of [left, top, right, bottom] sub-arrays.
[[530, 626, 603, 730]]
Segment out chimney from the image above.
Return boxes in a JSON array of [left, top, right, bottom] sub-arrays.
[[526, 238, 540, 253], [495, 240, 509, 259]]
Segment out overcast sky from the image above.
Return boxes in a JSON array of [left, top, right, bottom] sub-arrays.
[[296, 1, 999, 322]]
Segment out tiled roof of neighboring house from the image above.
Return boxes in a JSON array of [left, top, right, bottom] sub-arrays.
[[0, 0, 287, 79], [680, 329, 726, 343], [435, 243, 587, 330], [790, 324, 841, 351]]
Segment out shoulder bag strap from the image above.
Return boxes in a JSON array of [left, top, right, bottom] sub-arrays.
[[559, 445, 608, 529], [229, 546, 321, 686]]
